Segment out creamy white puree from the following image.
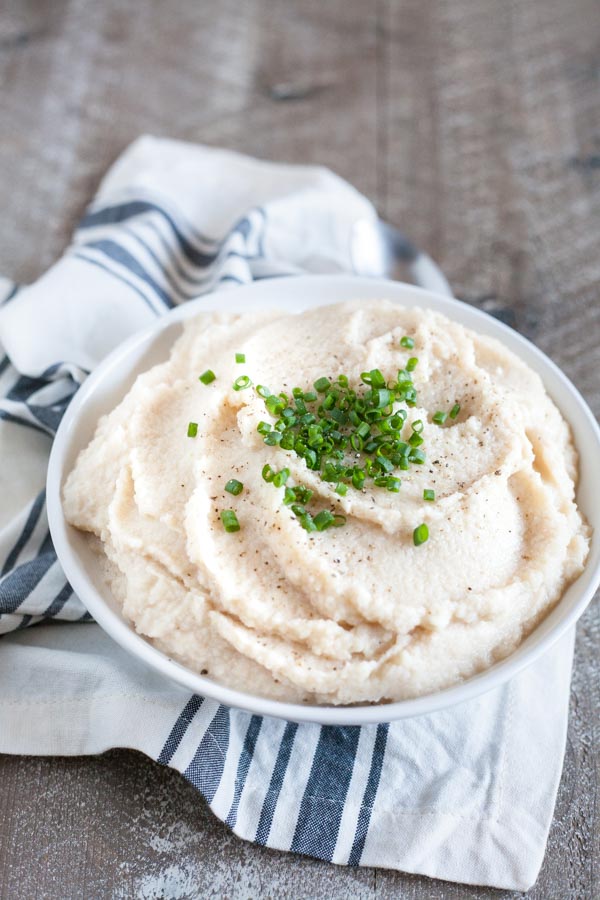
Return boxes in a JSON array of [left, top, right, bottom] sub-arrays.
[[63, 301, 590, 704]]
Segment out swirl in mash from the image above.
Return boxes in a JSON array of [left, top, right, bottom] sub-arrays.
[[63, 301, 590, 704]]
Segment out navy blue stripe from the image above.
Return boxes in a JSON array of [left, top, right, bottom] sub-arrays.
[[1, 284, 18, 305], [0, 409, 51, 435], [0, 549, 56, 614], [86, 240, 175, 308], [44, 582, 74, 617], [157, 695, 203, 765], [347, 724, 389, 865], [15, 614, 33, 630], [184, 705, 230, 803], [0, 355, 10, 377], [6, 373, 45, 403], [1, 491, 46, 576], [79, 201, 219, 266], [225, 715, 263, 829], [40, 361, 88, 382], [291, 726, 361, 860], [126, 224, 261, 294], [119, 226, 228, 298], [217, 274, 246, 286], [72, 251, 162, 314], [123, 227, 207, 295], [27, 400, 70, 434], [255, 721, 299, 844], [78, 609, 94, 621], [252, 273, 294, 282]]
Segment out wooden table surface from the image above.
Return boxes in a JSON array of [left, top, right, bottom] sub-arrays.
[[1, 1, 598, 897]]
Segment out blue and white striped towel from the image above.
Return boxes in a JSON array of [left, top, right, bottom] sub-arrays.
[[0, 137, 574, 891]]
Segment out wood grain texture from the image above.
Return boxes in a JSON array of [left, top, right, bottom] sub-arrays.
[[0, 0, 598, 897]]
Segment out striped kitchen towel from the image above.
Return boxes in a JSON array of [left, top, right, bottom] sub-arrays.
[[0, 137, 574, 891]]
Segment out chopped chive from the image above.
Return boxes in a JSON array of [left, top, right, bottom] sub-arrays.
[[387, 477, 401, 492], [233, 375, 252, 391], [199, 370, 215, 385], [298, 512, 317, 532], [187, 421, 198, 438], [265, 395, 285, 416], [433, 410, 448, 425], [313, 510, 335, 531], [314, 376, 331, 393], [369, 368, 386, 389], [423, 488, 435, 502], [262, 464, 275, 483], [406, 357, 419, 372], [374, 388, 392, 409], [350, 433, 363, 451], [257, 421, 271, 435], [256, 384, 271, 398], [352, 469, 365, 490], [400, 335, 415, 349], [235, 353, 246, 364], [409, 448, 426, 464], [303, 391, 317, 402], [296, 486, 313, 504], [272, 467, 290, 488], [335, 483, 348, 496], [413, 522, 429, 546], [412, 419, 424, 434], [263, 431, 282, 446], [450, 403, 461, 419], [220, 509, 240, 533]]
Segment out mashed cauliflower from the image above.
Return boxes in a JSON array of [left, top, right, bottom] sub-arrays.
[[63, 301, 589, 704]]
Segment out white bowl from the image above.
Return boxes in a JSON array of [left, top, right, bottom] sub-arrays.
[[47, 276, 600, 725]]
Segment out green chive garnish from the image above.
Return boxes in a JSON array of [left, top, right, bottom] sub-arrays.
[[272, 467, 290, 488], [235, 353, 245, 364], [233, 375, 252, 391], [423, 489, 435, 502], [225, 479, 243, 496], [220, 510, 240, 533], [298, 512, 316, 532], [450, 403, 461, 419], [262, 464, 275, 483], [187, 422, 198, 438], [433, 411, 448, 425], [199, 370, 215, 385], [313, 510, 335, 531], [247, 358, 435, 530], [413, 523, 429, 546], [314, 376, 331, 393], [400, 336, 414, 349]]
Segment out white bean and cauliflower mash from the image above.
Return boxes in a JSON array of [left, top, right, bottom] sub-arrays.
[[63, 301, 590, 704]]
